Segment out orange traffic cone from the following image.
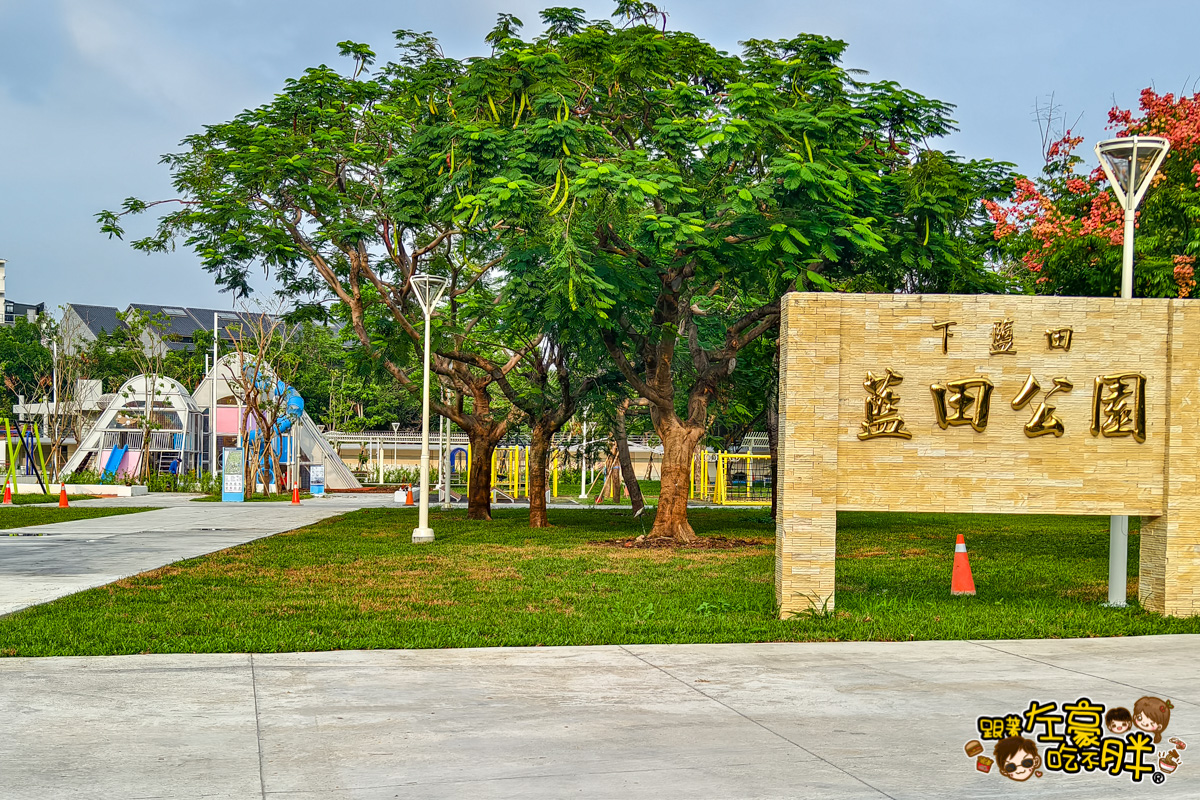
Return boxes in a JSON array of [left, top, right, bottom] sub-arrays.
[[58, 483, 69, 508], [405, 485, 414, 506], [951, 533, 976, 596], [2, 481, 10, 505], [291, 485, 300, 505]]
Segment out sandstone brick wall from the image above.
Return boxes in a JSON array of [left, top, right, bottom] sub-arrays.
[[776, 293, 1199, 618]]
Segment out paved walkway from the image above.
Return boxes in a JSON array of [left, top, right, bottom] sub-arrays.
[[0, 494, 388, 616], [1, 637, 1197, 798]]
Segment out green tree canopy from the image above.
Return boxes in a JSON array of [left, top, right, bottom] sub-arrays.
[[100, 3, 1013, 535]]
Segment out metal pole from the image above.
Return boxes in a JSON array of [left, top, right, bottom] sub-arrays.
[[390, 421, 400, 484], [1108, 164, 1139, 608], [1121, 207, 1136, 300], [579, 420, 588, 499], [413, 309, 434, 543], [51, 339, 58, 475], [211, 313, 218, 482]]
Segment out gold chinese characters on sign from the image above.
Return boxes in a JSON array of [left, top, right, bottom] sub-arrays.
[[1091, 373, 1147, 443], [855, 317, 1148, 444], [931, 378, 994, 432], [1046, 327, 1074, 351], [990, 319, 1016, 354], [932, 320, 957, 354], [1011, 374, 1073, 437], [858, 369, 912, 440]]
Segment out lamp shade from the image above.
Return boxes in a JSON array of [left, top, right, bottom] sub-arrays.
[[410, 274, 449, 314], [1095, 136, 1170, 210]]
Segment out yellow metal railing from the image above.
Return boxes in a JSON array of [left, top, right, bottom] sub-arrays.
[[713, 452, 772, 506], [459, 445, 569, 500]]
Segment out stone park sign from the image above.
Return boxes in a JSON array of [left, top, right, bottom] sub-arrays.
[[776, 293, 1200, 618]]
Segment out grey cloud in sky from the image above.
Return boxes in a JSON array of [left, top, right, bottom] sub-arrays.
[[2, 0, 1197, 312]]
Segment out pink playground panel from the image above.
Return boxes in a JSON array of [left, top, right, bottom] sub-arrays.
[[98, 448, 140, 479], [215, 407, 257, 435]]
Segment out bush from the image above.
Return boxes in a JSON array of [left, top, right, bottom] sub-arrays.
[[381, 466, 438, 485], [64, 469, 114, 486]]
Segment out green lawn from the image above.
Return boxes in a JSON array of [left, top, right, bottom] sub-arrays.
[[0, 508, 1193, 657], [6, 493, 98, 505], [0, 506, 151, 531]]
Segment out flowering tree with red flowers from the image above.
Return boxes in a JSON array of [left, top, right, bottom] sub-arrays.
[[986, 89, 1200, 298]]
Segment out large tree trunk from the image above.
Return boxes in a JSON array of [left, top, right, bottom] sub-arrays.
[[466, 435, 496, 521], [613, 401, 645, 515], [527, 423, 552, 528], [650, 420, 705, 542]]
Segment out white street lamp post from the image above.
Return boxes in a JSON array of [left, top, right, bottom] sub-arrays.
[[1095, 135, 1171, 608], [410, 274, 449, 544], [579, 419, 588, 499], [390, 421, 400, 483]]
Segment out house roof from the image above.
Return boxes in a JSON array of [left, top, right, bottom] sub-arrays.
[[184, 307, 254, 341], [65, 302, 282, 347], [67, 304, 123, 338], [127, 303, 208, 341]]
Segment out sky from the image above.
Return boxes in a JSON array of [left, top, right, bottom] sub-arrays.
[[1, 0, 1197, 312]]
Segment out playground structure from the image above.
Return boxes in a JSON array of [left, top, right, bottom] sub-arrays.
[[240, 363, 306, 489], [59, 375, 205, 482], [441, 443, 771, 506], [691, 451, 772, 506], [443, 445, 565, 501], [193, 354, 359, 491], [55, 357, 360, 490]]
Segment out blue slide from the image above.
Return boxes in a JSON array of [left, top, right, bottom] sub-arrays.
[[101, 445, 127, 481], [244, 369, 305, 486]]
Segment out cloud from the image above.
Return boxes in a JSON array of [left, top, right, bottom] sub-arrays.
[[0, 1, 73, 103], [58, 0, 258, 119]]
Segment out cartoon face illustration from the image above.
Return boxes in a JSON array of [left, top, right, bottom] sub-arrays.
[[1106, 706, 1133, 734], [1133, 696, 1173, 743], [1135, 710, 1159, 731], [994, 736, 1041, 782]]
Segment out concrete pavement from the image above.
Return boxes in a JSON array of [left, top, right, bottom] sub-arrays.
[[2, 637, 1198, 798], [0, 493, 389, 616]]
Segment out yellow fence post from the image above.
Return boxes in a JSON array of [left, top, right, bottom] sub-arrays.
[[718, 453, 725, 504], [552, 450, 558, 498], [712, 453, 719, 504]]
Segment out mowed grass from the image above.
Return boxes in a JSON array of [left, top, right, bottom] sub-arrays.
[[5, 493, 98, 505], [0, 508, 1194, 657], [0, 506, 150, 531]]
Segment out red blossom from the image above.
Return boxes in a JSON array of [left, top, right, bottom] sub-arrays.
[[1174, 254, 1196, 298], [991, 88, 1200, 288]]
